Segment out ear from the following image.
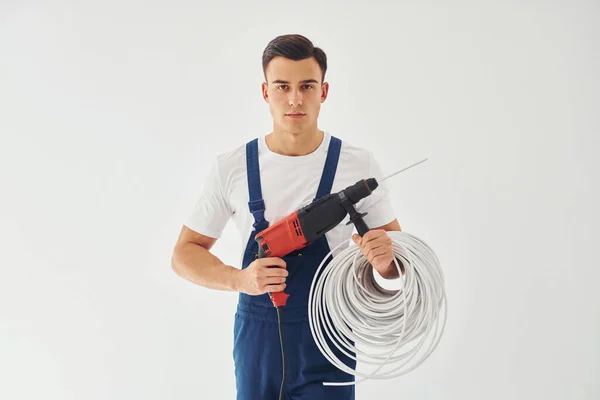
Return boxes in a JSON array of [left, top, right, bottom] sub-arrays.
[[320, 82, 329, 103], [261, 82, 269, 103]]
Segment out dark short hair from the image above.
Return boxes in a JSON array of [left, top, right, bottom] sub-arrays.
[[262, 34, 327, 82]]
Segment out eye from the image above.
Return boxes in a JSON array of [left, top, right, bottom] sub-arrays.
[[302, 84, 314, 90], [277, 85, 288, 91]]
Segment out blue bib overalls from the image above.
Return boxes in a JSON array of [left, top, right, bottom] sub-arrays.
[[232, 136, 356, 400]]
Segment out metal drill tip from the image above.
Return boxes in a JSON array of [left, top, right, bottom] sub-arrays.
[[381, 158, 428, 182]]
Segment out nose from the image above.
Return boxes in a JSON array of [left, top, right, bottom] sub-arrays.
[[288, 89, 303, 107]]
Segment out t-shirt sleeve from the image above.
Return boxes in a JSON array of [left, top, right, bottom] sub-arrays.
[[183, 157, 232, 239], [356, 152, 397, 229]]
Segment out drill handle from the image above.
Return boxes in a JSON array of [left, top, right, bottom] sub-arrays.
[[257, 243, 289, 307], [354, 218, 370, 237], [339, 189, 372, 237]]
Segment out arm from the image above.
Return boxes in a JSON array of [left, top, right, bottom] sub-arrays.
[[352, 218, 404, 279], [377, 218, 405, 278], [171, 225, 288, 294], [171, 225, 242, 291]]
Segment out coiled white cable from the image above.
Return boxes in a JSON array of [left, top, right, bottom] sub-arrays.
[[308, 230, 447, 386]]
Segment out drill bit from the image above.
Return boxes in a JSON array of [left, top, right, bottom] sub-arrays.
[[380, 158, 428, 182]]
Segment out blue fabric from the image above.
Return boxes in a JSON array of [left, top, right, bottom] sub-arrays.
[[234, 136, 355, 399], [245, 139, 267, 233]]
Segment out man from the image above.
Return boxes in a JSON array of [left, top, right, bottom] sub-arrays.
[[171, 34, 402, 400]]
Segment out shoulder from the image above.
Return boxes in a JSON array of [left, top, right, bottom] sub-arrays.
[[336, 136, 376, 167], [209, 138, 255, 195], [216, 143, 246, 167], [213, 141, 247, 172]]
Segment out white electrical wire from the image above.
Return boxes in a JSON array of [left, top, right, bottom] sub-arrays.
[[308, 230, 447, 386]]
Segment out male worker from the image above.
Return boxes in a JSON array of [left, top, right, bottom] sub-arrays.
[[171, 34, 402, 400]]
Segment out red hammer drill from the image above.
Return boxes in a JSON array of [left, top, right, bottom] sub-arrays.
[[255, 177, 379, 307]]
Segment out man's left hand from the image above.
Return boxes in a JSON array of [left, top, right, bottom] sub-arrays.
[[352, 229, 400, 279]]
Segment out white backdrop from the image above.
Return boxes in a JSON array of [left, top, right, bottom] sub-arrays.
[[1, 1, 598, 399]]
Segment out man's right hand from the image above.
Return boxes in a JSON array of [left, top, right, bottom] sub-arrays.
[[236, 257, 288, 295]]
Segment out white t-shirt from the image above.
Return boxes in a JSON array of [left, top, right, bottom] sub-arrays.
[[184, 132, 396, 260]]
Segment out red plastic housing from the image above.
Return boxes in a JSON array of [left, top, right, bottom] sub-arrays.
[[254, 211, 309, 307], [254, 211, 308, 258]]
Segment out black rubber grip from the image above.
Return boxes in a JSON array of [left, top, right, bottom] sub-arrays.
[[345, 178, 378, 204]]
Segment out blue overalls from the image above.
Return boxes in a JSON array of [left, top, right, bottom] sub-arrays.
[[233, 136, 356, 400]]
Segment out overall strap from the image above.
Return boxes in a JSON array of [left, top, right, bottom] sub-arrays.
[[314, 136, 342, 200], [245, 139, 269, 232]]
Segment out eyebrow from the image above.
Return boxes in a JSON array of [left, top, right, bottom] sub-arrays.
[[271, 79, 320, 84]]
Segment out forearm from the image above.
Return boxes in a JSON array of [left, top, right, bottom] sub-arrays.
[[171, 242, 241, 291], [379, 258, 405, 280]]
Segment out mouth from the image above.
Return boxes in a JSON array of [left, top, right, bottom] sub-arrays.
[[286, 113, 305, 118]]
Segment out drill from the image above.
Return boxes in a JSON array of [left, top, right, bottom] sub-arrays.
[[255, 177, 380, 307]]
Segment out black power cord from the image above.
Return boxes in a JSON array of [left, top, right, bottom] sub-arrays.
[[276, 306, 286, 400], [258, 247, 287, 399]]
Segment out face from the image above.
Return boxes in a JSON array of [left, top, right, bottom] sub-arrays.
[[262, 56, 329, 135]]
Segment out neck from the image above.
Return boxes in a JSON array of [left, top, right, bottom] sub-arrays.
[[265, 127, 324, 156]]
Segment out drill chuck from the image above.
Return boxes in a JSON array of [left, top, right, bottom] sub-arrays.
[[343, 178, 379, 203]]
